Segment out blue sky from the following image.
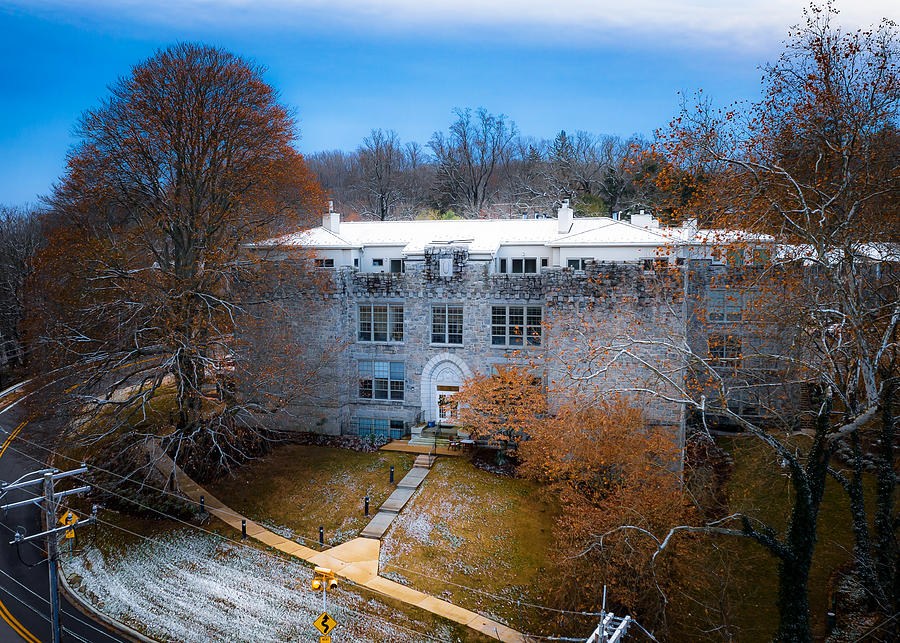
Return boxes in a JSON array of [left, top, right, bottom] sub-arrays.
[[0, 0, 893, 205]]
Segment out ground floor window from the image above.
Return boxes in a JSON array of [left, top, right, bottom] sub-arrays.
[[357, 417, 405, 439], [359, 360, 405, 400]]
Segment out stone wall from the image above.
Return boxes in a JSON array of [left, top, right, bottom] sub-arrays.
[[263, 259, 688, 443]]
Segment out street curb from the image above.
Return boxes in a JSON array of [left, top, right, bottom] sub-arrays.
[[0, 379, 29, 401], [41, 452, 161, 643], [57, 562, 161, 643]]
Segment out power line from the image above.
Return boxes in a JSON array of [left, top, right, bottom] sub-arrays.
[[850, 611, 900, 643], [0, 424, 608, 622], [2, 446, 450, 643], [0, 383, 605, 622], [0, 425, 602, 618], [0, 560, 117, 643]]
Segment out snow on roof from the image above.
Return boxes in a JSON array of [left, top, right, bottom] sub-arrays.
[[270, 217, 704, 254], [552, 218, 672, 246], [260, 215, 782, 256]]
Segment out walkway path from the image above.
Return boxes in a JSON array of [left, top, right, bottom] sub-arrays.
[[360, 454, 434, 538], [146, 442, 528, 643]]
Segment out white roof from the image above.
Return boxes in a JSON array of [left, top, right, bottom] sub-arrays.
[[266, 217, 721, 255]]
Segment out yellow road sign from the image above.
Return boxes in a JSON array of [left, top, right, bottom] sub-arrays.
[[314, 612, 337, 636], [319, 637, 331, 643], [59, 511, 78, 539]]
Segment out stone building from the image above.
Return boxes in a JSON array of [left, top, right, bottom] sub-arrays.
[[254, 201, 775, 445]]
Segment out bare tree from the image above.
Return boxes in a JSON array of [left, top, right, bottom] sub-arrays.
[[429, 107, 518, 216], [305, 149, 358, 214], [356, 129, 405, 220], [0, 204, 41, 384], [29, 43, 325, 479], [557, 7, 900, 642]]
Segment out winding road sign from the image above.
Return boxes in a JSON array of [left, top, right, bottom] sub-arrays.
[[314, 611, 337, 635]]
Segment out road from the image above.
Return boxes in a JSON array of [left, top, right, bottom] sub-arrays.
[[0, 390, 131, 643]]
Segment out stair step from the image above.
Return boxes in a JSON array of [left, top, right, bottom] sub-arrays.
[[413, 454, 436, 468], [408, 435, 450, 447]]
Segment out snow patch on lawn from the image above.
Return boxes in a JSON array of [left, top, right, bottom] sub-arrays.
[[64, 529, 440, 643], [380, 482, 467, 563]]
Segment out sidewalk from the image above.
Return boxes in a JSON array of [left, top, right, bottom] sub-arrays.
[[147, 442, 529, 643]]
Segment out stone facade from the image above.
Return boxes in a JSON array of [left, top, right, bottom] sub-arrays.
[[275, 257, 688, 444]]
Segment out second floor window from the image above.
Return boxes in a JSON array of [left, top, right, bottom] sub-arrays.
[[358, 304, 404, 342], [492, 305, 542, 346], [708, 290, 742, 322], [359, 360, 405, 401], [708, 334, 742, 365], [432, 305, 463, 345]]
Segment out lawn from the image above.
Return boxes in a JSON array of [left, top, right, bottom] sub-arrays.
[[64, 510, 475, 642], [668, 435, 874, 642], [379, 457, 561, 633], [205, 444, 416, 547]]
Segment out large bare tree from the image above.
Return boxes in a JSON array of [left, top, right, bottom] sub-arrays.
[[29, 43, 325, 479], [356, 128, 404, 220]]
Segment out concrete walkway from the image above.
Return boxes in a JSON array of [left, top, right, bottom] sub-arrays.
[[147, 441, 528, 643], [360, 453, 435, 539]]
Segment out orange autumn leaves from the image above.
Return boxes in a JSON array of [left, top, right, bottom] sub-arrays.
[[456, 366, 691, 619]]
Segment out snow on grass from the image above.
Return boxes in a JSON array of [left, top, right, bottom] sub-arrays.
[[64, 529, 450, 643]]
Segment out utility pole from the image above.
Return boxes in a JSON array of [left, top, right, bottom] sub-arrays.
[[585, 586, 632, 643], [1, 466, 96, 643]]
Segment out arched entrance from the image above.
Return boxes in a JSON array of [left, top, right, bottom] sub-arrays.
[[420, 353, 473, 424]]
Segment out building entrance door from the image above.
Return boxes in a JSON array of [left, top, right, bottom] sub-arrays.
[[437, 385, 459, 421]]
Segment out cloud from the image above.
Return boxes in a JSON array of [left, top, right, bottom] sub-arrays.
[[20, 0, 900, 52]]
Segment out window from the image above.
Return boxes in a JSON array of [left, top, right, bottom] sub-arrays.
[[751, 247, 771, 265], [642, 258, 669, 270], [725, 248, 744, 267], [357, 418, 405, 440], [359, 360, 404, 401], [499, 258, 507, 273], [511, 258, 539, 274], [390, 259, 405, 273], [708, 334, 742, 365], [567, 258, 591, 270], [492, 305, 542, 346], [541, 258, 548, 268], [314, 258, 334, 268], [358, 304, 403, 342], [372, 258, 384, 267], [432, 305, 463, 345], [353, 258, 359, 268], [708, 291, 742, 322]]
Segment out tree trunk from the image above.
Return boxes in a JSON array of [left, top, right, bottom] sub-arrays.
[[845, 430, 886, 608], [776, 552, 813, 643], [874, 376, 898, 616], [774, 395, 832, 643]]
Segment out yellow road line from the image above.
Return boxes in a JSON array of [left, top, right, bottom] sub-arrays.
[[0, 417, 43, 643], [0, 423, 26, 460], [0, 357, 162, 643], [0, 597, 42, 643]]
